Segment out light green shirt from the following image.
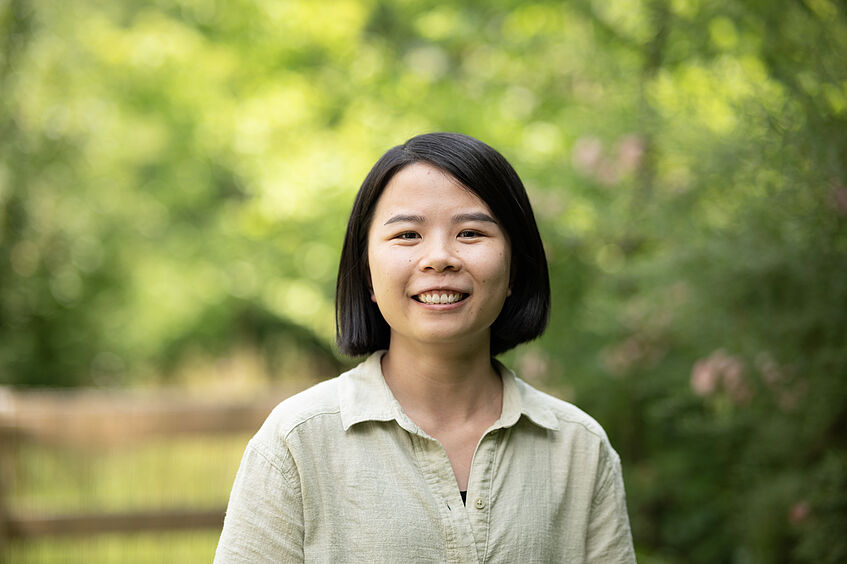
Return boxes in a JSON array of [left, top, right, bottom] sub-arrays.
[[215, 351, 636, 563]]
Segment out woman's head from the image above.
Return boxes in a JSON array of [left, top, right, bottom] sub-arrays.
[[336, 132, 550, 357]]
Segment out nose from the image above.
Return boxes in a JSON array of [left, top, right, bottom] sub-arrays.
[[419, 236, 462, 272]]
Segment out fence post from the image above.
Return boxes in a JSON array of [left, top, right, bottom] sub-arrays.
[[0, 388, 17, 564]]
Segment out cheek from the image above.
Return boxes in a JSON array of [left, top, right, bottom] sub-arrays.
[[367, 253, 405, 299]]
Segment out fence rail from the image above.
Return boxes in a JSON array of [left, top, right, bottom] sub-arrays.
[[4, 508, 225, 539]]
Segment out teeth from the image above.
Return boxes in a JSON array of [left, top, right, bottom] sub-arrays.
[[418, 292, 464, 304]]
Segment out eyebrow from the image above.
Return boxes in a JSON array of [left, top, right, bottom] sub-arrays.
[[453, 212, 498, 225], [383, 214, 426, 226], [383, 212, 498, 226]]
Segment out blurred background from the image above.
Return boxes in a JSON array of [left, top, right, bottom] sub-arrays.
[[1, 0, 846, 562]]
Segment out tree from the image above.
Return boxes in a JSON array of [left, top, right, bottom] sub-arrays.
[[1, 0, 845, 560]]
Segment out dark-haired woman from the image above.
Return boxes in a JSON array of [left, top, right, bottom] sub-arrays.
[[216, 133, 636, 563]]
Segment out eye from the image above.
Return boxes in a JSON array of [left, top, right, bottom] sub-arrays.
[[393, 231, 420, 241], [458, 229, 483, 238]]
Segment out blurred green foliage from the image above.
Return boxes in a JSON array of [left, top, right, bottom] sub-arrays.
[[1, 0, 846, 561]]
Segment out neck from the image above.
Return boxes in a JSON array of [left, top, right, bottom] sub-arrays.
[[380, 337, 503, 430]]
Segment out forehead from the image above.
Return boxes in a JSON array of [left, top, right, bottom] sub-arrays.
[[373, 162, 491, 216]]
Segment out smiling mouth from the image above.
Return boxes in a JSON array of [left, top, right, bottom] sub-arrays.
[[413, 292, 469, 305]]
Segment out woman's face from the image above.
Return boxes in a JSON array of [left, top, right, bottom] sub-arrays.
[[366, 162, 511, 354]]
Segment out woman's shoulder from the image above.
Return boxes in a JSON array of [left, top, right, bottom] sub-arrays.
[[254, 376, 345, 443], [251, 353, 387, 448], [514, 377, 624, 481], [513, 376, 611, 444]]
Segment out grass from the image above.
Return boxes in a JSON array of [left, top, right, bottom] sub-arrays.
[[6, 531, 224, 564]]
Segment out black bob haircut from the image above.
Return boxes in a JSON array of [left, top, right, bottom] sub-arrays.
[[335, 132, 550, 357]]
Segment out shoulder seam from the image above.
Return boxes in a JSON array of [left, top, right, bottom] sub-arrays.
[[276, 407, 342, 441], [555, 415, 608, 442]]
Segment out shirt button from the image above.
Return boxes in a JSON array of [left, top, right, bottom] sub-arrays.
[[474, 497, 485, 510]]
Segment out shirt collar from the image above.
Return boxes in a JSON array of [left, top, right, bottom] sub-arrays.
[[339, 351, 559, 433], [339, 351, 400, 431]]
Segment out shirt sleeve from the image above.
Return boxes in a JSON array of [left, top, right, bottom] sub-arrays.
[[214, 439, 305, 563], [585, 444, 637, 563]]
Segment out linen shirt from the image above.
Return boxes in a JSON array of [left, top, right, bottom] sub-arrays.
[[215, 351, 636, 563]]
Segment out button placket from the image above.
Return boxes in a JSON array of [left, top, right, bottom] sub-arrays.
[[465, 429, 501, 562], [413, 433, 479, 563]]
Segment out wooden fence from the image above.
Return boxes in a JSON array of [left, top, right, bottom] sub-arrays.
[[0, 385, 298, 546]]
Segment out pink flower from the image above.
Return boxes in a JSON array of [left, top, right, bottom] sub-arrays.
[[690, 349, 751, 404], [571, 136, 604, 175], [571, 133, 645, 187], [691, 358, 719, 397], [616, 134, 645, 173], [789, 500, 811, 525], [722, 360, 751, 404]]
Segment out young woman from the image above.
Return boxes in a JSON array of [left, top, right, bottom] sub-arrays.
[[215, 133, 636, 563]]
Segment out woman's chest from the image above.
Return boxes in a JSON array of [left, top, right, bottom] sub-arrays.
[[292, 423, 595, 562]]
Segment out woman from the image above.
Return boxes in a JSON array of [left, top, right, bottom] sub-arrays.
[[215, 133, 636, 563]]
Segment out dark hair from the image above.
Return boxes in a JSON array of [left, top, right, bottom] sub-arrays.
[[335, 132, 550, 357]]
